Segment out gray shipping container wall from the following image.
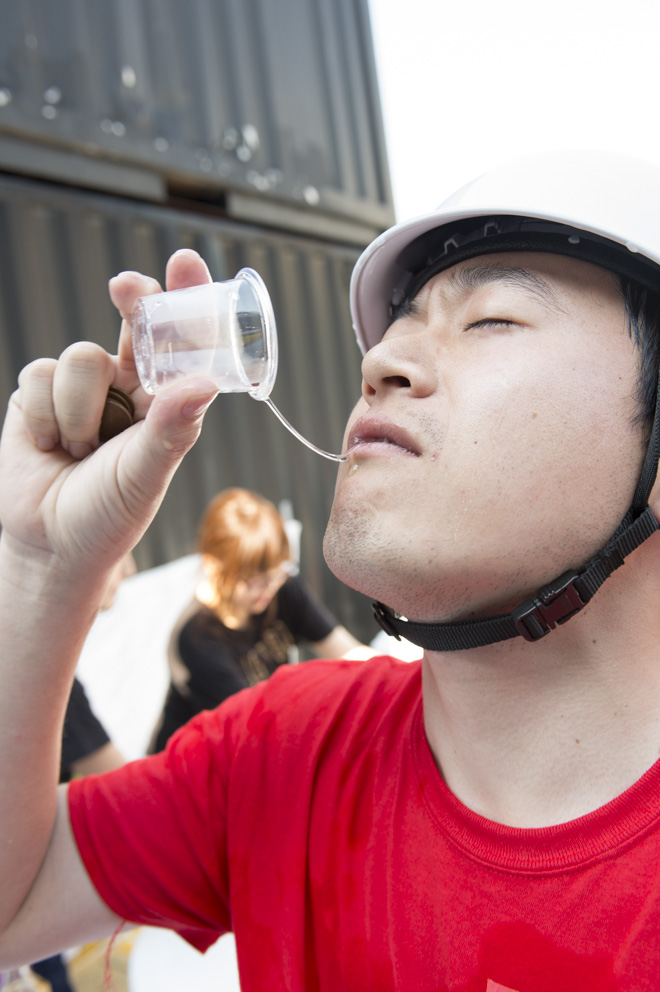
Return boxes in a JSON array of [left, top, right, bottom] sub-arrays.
[[0, 0, 395, 643], [0, 0, 393, 238], [0, 173, 375, 639]]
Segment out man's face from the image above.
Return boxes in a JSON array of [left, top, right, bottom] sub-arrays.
[[323, 251, 646, 623]]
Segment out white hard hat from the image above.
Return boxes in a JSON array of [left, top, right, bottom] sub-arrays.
[[350, 149, 660, 354]]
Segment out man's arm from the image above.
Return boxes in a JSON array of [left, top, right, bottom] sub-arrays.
[[0, 789, 121, 969], [0, 250, 218, 965]]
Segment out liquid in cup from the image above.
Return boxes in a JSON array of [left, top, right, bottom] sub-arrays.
[[131, 267, 346, 462], [132, 268, 276, 401]]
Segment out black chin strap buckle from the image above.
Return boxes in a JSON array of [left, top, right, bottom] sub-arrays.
[[512, 570, 586, 641], [372, 601, 402, 640]]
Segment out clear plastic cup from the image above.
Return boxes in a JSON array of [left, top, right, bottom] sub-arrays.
[[131, 265, 346, 462], [132, 267, 277, 401]]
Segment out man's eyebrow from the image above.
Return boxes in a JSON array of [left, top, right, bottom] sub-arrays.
[[446, 264, 567, 314]]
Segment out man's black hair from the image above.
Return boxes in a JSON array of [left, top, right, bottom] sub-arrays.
[[622, 280, 660, 432]]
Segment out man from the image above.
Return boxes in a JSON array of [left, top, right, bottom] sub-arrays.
[[26, 556, 132, 992], [2, 149, 660, 991]]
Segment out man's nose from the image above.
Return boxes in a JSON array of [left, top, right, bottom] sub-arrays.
[[360, 332, 439, 402]]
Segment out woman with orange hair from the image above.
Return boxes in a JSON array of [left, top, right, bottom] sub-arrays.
[[150, 488, 368, 751]]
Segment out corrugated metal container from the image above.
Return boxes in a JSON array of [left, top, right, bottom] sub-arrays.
[[0, 0, 394, 642], [0, 0, 394, 240], [0, 172, 378, 641]]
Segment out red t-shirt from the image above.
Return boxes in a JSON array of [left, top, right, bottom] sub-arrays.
[[68, 655, 660, 991]]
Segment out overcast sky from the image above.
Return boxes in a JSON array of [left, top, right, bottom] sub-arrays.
[[367, 0, 660, 222]]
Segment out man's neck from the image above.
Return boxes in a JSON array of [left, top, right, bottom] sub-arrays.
[[421, 561, 660, 828]]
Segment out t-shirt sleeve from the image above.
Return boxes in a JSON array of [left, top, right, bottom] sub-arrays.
[[60, 678, 111, 782], [277, 576, 338, 644], [68, 658, 409, 960], [68, 705, 237, 951]]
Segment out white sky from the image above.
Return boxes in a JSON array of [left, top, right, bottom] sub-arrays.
[[367, 0, 660, 222]]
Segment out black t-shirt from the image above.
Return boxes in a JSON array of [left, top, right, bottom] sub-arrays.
[[151, 576, 337, 751], [60, 677, 111, 783]]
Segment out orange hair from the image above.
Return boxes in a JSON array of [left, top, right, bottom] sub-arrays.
[[198, 488, 290, 610]]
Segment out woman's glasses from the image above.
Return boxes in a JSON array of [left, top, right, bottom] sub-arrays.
[[242, 561, 296, 594]]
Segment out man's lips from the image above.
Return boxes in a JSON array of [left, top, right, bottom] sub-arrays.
[[346, 416, 421, 457]]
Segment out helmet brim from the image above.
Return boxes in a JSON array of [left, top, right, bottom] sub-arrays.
[[350, 150, 660, 354]]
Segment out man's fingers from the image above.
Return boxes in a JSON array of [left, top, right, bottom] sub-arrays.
[[109, 251, 211, 326], [108, 271, 162, 322], [164, 249, 213, 290], [112, 251, 212, 382], [15, 251, 216, 462], [17, 359, 59, 450], [114, 377, 219, 521], [52, 342, 116, 456]]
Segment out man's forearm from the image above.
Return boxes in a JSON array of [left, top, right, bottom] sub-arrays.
[[0, 535, 110, 934]]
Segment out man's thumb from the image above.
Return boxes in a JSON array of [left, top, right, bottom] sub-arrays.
[[116, 379, 219, 510]]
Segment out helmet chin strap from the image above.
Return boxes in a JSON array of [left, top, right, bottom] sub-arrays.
[[373, 372, 660, 652]]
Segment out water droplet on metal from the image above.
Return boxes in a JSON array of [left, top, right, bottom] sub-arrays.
[[247, 171, 269, 191], [100, 118, 114, 134], [41, 105, 57, 120], [194, 148, 212, 170], [0, 88, 12, 108], [121, 65, 137, 89], [568, 235, 580, 245], [222, 127, 239, 151], [242, 124, 260, 151], [626, 242, 640, 253], [43, 86, 61, 105], [303, 185, 320, 206], [153, 136, 169, 152], [110, 120, 126, 137], [236, 144, 252, 163]]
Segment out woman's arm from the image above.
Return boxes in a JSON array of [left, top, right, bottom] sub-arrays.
[[311, 625, 376, 660]]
